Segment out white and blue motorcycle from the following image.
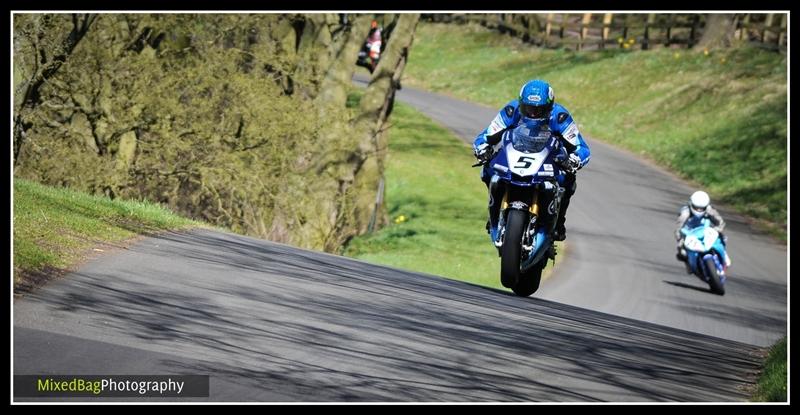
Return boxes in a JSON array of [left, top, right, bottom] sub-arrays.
[[680, 218, 729, 295], [474, 122, 570, 296]]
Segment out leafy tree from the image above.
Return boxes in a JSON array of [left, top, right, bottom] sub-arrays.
[[13, 14, 97, 166], [13, 13, 420, 252]]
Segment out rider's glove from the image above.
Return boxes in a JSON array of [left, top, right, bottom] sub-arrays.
[[563, 153, 582, 173], [473, 142, 491, 161]]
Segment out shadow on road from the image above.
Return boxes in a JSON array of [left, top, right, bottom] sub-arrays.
[[22, 230, 765, 402], [664, 280, 713, 295]]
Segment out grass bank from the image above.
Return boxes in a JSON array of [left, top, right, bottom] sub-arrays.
[[751, 337, 788, 402], [343, 100, 558, 291], [13, 178, 206, 294], [404, 22, 787, 240]]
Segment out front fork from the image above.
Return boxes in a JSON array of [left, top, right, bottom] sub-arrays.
[[493, 182, 563, 258], [702, 253, 727, 279]]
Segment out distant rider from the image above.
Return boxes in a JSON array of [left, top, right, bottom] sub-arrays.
[[472, 79, 591, 242], [362, 20, 383, 73], [675, 190, 731, 271]]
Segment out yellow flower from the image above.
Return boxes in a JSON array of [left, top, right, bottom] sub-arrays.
[[617, 37, 624, 43], [623, 43, 630, 49], [703, 49, 709, 56], [674, 52, 681, 59], [720, 58, 726, 64], [394, 215, 407, 224], [627, 38, 635, 44]]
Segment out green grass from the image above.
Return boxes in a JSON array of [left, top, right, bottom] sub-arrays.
[[751, 337, 787, 402], [13, 178, 206, 293], [404, 22, 787, 240], [343, 101, 558, 291]]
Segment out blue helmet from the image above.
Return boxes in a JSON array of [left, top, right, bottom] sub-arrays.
[[518, 79, 554, 120]]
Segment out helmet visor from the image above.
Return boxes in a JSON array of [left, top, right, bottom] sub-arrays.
[[520, 103, 550, 120]]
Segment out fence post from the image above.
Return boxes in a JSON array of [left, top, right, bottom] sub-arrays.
[[779, 13, 787, 47], [619, 14, 630, 47], [580, 13, 592, 51], [689, 14, 700, 47], [643, 14, 655, 50], [601, 13, 613, 50], [665, 14, 673, 47], [762, 13, 775, 43], [737, 13, 747, 40], [545, 13, 553, 47]]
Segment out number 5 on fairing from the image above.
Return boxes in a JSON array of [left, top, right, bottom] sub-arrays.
[[515, 156, 536, 169]]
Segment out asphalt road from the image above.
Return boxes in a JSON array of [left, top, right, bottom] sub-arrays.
[[15, 229, 765, 402], [12, 77, 786, 403]]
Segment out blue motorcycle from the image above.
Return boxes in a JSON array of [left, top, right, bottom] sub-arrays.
[[680, 218, 728, 295], [474, 121, 569, 296]]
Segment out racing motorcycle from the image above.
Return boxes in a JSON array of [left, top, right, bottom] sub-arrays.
[[356, 48, 375, 73], [356, 42, 379, 73], [473, 121, 570, 297], [680, 218, 729, 295]]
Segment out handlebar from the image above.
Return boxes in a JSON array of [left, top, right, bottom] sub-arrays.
[[552, 145, 569, 164], [472, 150, 494, 167]]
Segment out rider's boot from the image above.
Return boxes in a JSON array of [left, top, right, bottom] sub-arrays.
[[546, 244, 557, 260], [486, 175, 502, 244], [553, 173, 576, 241], [553, 193, 571, 241]]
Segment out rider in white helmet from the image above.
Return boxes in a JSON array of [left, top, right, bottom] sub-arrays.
[[675, 190, 730, 271]]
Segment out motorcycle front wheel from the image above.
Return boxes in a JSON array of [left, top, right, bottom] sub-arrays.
[[512, 260, 544, 297], [705, 257, 725, 295], [500, 209, 528, 289]]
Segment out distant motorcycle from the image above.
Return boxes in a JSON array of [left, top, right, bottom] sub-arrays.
[[680, 218, 729, 295], [356, 46, 376, 73], [474, 121, 569, 296], [356, 28, 381, 73]]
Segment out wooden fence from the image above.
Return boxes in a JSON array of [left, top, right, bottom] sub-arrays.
[[423, 13, 787, 52]]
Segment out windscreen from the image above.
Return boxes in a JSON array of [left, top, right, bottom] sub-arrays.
[[511, 123, 552, 153]]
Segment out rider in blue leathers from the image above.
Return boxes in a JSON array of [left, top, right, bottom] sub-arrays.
[[473, 79, 591, 241]]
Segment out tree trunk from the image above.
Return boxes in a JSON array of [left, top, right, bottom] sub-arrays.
[[315, 15, 373, 109], [695, 14, 738, 50], [351, 13, 420, 234]]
